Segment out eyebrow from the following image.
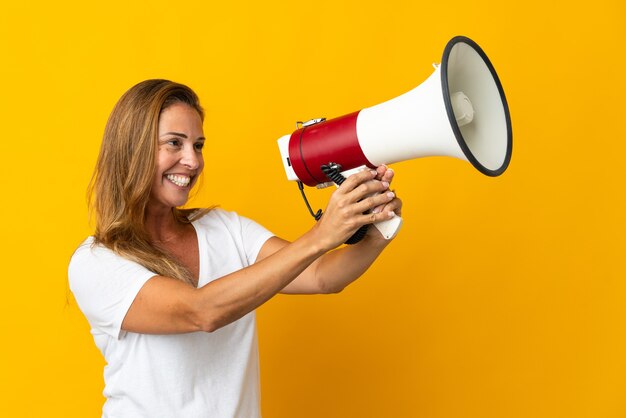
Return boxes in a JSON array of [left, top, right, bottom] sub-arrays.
[[160, 131, 205, 140]]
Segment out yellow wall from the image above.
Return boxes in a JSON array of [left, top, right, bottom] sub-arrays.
[[1, 0, 624, 417]]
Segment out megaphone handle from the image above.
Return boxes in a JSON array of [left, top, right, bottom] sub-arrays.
[[373, 215, 403, 240]]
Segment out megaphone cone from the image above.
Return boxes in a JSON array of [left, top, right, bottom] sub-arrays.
[[277, 36, 512, 187]]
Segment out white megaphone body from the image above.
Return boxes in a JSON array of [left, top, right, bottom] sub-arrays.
[[277, 36, 512, 241]]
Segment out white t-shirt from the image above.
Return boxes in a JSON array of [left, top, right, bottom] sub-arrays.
[[68, 209, 274, 418]]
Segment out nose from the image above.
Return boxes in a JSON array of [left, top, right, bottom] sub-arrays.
[[180, 146, 201, 170]]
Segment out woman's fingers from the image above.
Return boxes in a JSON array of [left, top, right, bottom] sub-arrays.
[[334, 166, 397, 214], [353, 190, 396, 215], [317, 165, 402, 248], [356, 207, 397, 225], [370, 166, 394, 214], [372, 164, 393, 182], [374, 164, 387, 181], [380, 194, 403, 218], [337, 169, 378, 194]]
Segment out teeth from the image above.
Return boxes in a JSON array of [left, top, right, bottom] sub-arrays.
[[166, 174, 191, 187]]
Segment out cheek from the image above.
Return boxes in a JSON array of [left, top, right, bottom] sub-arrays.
[[153, 160, 170, 185], [155, 149, 167, 171], [198, 154, 205, 173]]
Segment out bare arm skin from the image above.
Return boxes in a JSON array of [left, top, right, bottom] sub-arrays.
[[121, 166, 402, 334], [267, 166, 402, 294]]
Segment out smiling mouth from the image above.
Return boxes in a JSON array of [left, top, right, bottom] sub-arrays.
[[165, 174, 192, 187]]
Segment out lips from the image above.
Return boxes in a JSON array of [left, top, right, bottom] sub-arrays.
[[165, 174, 191, 187]]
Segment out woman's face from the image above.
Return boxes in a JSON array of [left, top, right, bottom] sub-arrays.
[[149, 102, 205, 211]]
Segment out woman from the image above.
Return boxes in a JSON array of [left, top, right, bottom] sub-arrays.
[[69, 79, 402, 417]]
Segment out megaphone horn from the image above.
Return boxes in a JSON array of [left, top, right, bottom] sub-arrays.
[[277, 36, 512, 241], [277, 36, 512, 188]]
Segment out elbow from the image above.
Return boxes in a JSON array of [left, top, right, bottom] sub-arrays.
[[185, 297, 223, 333], [318, 280, 346, 295], [192, 311, 222, 333], [324, 287, 344, 295], [192, 307, 226, 333], [199, 321, 220, 333], [312, 262, 347, 294]]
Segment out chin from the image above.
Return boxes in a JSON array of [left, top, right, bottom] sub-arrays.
[[170, 196, 191, 208], [149, 194, 191, 211]]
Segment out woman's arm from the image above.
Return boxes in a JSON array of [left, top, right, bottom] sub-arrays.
[[121, 168, 398, 334], [257, 233, 391, 295], [267, 165, 402, 294]]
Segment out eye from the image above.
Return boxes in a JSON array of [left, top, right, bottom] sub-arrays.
[[166, 139, 182, 147], [194, 142, 205, 151]]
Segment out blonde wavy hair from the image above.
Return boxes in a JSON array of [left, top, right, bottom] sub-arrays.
[[88, 79, 208, 284]]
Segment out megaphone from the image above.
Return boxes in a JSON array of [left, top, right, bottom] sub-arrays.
[[277, 36, 512, 240]]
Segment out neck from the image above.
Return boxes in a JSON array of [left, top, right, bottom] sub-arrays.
[[144, 204, 186, 244]]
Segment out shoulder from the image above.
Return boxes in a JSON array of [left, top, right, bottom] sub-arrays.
[[192, 207, 236, 224], [67, 237, 156, 338], [69, 237, 123, 267], [193, 208, 272, 233], [69, 236, 106, 266], [192, 208, 274, 263], [68, 237, 154, 290], [192, 208, 250, 231]]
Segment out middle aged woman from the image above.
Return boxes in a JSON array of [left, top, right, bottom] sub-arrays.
[[69, 79, 402, 417]]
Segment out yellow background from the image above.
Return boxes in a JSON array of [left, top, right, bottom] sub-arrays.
[[1, 0, 624, 417]]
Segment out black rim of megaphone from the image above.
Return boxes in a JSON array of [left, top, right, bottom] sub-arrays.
[[441, 36, 512, 177]]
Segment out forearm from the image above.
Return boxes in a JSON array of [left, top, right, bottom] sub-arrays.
[[191, 230, 327, 331], [312, 233, 392, 294]]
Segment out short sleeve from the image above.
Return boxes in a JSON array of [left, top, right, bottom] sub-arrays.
[[237, 214, 274, 265], [68, 239, 156, 339]]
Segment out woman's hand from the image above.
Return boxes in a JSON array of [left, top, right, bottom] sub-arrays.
[[366, 164, 403, 241], [310, 166, 401, 251], [372, 164, 402, 217]]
